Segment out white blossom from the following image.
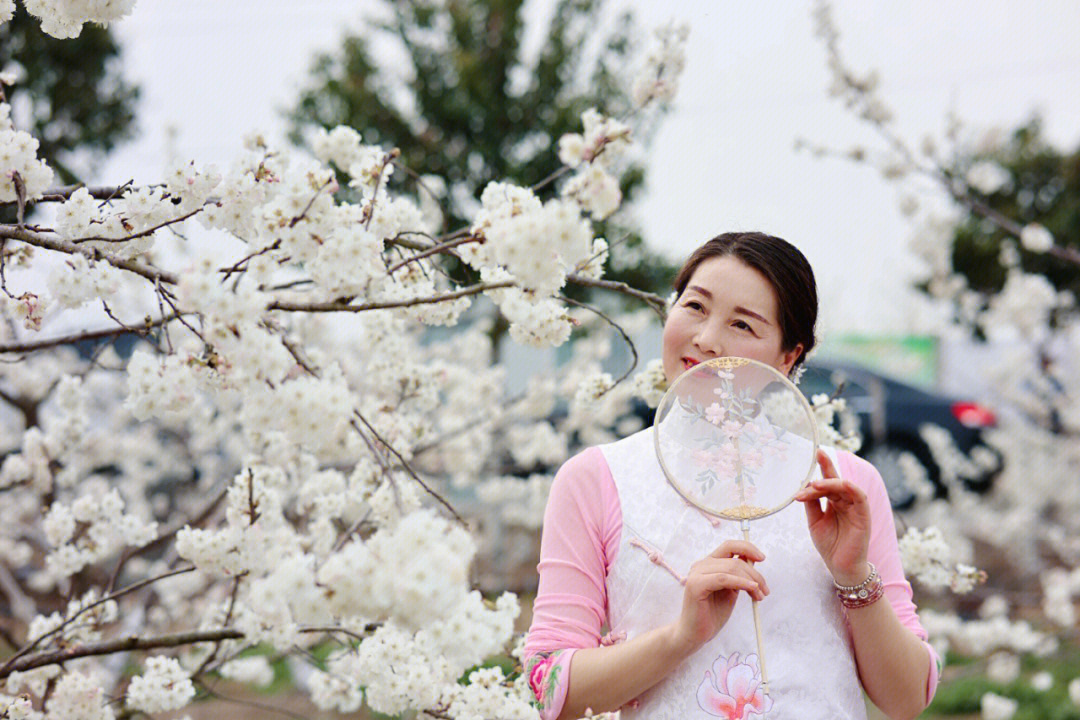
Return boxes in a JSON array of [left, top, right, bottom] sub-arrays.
[[985, 652, 1020, 684], [2, 694, 41, 720], [631, 358, 667, 408], [316, 509, 474, 629], [125, 656, 195, 713], [1019, 223, 1054, 253], [443, 666, 538, 720], [980, 692, 1017, 720], [218, 656, 274, 687], [557, 133, 587, 168], [572, 371, 614, 414], [1030, 671, 1053, 691], [631, 21, 689, 107], [965, 160, 1010, 195], [561, 165, 622, 220], [47, 253, 120, 308], [981, 270, 1060, 339], [42, 504, 75, 547], [21, 0, 136, 38], [46, 670, 114, 720], [0, 104, 54, 203], [311, 125, 365, 169]]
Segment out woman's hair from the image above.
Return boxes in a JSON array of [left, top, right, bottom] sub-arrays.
[[672, 231, 818, 370]]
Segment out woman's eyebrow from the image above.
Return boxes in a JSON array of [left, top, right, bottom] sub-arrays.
[[688, 286, 771, 326], [734, 306, 771, 325]]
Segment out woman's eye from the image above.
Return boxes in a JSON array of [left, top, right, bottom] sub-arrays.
[[733, 320, 754, 332], [685, 301, 704, 311]]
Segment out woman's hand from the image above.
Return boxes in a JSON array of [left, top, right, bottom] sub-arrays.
[[794, 449, 872, 586], [668, 540, 768, 655]]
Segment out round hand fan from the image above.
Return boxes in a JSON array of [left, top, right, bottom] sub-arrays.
[[653, 356, 820, 696]]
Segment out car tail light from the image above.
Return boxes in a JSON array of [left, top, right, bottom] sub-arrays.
[[952, 401, 996, 428]]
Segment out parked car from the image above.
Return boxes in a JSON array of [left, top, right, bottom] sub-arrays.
[[799, 360, 1003, 508]]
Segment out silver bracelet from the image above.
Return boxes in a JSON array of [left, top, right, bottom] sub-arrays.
[[833, 563, 884, 608], [832, 562, 877, 593]]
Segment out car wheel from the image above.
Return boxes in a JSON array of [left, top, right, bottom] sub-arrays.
[[864, 442, 927, 509]]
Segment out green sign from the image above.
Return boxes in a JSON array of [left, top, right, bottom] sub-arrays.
[[815, 335, 939, 388]]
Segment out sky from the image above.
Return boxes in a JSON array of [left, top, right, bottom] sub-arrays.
[[95, 0, 1080, 337]]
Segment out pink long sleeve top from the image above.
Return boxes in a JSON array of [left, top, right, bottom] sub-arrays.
[[523, 446, 940, 719]]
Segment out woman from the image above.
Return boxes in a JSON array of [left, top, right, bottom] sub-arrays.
[[523, 232, 938, 720]]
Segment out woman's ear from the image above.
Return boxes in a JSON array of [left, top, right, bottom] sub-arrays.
[[781, 344, 804, 376]]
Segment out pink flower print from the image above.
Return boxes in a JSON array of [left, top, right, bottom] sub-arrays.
[[713, 445, 737, 477], [527, 655, 552, 696], [721, 419, 744, 441], [696, 652, 774, 719], [741, 448, 764, 471], [693, 449, 713, 469], [725, 480, 756, 505], [706, 402, 726, 425], [525, 651, 565, 709]]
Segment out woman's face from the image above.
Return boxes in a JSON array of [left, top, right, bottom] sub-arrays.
[[661, 255, 802, 384]]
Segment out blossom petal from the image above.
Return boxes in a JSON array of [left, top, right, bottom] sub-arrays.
[[697, 670, 738, 717], [726, 662, 758, 703]]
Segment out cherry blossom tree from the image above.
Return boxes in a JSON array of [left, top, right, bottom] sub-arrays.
[[807, 1, 1080, 713], [0, 3, 694, 717]]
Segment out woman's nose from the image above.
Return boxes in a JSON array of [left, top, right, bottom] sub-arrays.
[[693, 323, 724, 357]]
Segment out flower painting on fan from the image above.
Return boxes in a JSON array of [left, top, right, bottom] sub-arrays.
[[675, 367, 789, 499]]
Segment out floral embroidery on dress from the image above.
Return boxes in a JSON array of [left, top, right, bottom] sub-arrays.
[[525, 649, 567, 712], [696, 652, 774, 719]]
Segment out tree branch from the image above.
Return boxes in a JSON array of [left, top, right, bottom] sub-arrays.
[[566, 273, 668, 320], [72, 205, 206, 245], [559, 294, 639, 389], [0, 628, 244, 678], [0, 567, 197, 674], [193, 574, 244, 677], [940, 180, 1080, 267], [351, 409, 465, 525], [108, 482, 229, 590], [267, 280, 512, 313], [288, 179, 333, 228], [0, 225, 178, 286], [386, 234, 480, 274], [0, 312, 183, 355], [530, 164, 573, 193], [0, 184, 135, 205]]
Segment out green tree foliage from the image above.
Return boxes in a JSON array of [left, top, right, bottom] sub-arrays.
[[288, 0, 677, 299], [0, 4, 139, 185], [949, 117, 1080, 304]]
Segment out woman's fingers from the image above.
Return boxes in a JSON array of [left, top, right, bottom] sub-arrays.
[[817, 448, 840, 478], [707, 539, 765, 562], [795, 475, 866, 506], [690, 570, 765, 601], [691, 558, 770, 595], [801, 489, 825, 526]]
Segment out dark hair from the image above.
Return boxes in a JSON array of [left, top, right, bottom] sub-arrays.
[[672, 231, 817, 370]]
